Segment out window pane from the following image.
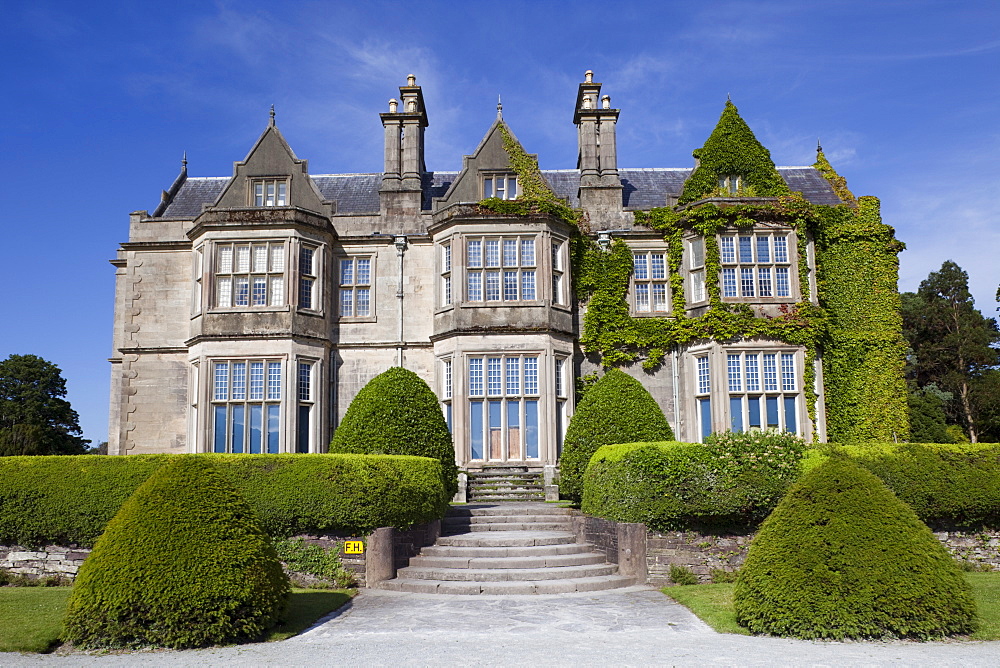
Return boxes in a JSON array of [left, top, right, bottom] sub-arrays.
[[525, 400, 539, 458], [356, 258, 371, 285], [552, 274, 562, 304], [269, 277, 284, 306], [483, 178, 493, 198], [775, 267, 790, 297], [266, 182, 275, 206], [214, 362, 229, 400], [692, 271, 705, 302], [489, 401, 502, 459], [232, 362, 246, 400], [740, 267, 755, 297], [266, 405, 280, 453], [506, 358, 520, 395], [633, 254, 648, 280], [231, 404, 244, 454], [485, 240, 500, 267], [485, 271, 501, 301], [774, 236, 789, 263], [470, 400, 484, 459], [340, 288, 354, 317], [218, 245, 233, 273], [697, 356, 710, 394], [745, 354, 760, 392], [521, 271, 536, 300], [443, 244, 452, 272], [235, 277, 250, 306], [340, 259, 354, 285], [253, 245, 267, 272], [298, 277, 313, 309], [487, 358, 502, 396], [756, 236, 770, 263], [651, 254, 666, 280], [217, 277, 232, 308], [635, 284, 650, 312], [267, 362, 281, 400], [508, 176, 517, 199], [652, 284, 667, 311], [236, 245, 251, 272], [252, 277, 267, 306], [722, 268, 737, 298], [297, 405, 310, 453], [700, 398, 712, 441], [214, 405, 228, 453], [758, 267, 772, 297], [467, 240, 482, 268], [524, 357, 538, 394], [270, 244, 284, 272], [298, 362, 312, 401], [507, 400, 520, 456], [504, 240, 518, 267], [781, 353, 796, 391], [784, 396, 798, 433], [730, 397, 743, 432], [766, 396, 779, 428], [720, 237, 735, 264], [254, 183, 264, 207], [277, 182, 287, 206], [467, 272, 482, 301], [763, 354, 778, 391], [691, 238, 705, 268], [444, 276, 452, 305], [521, 239, 535, 266], [249, 362, 264, 400], [468, 358, 483, 396], [249, 405, 262, 454], [299, 248, 314, 276], [738, 236, 753, 263], [356, 288, 370, 316], [748, 396, 761, 428], [504, 271, 518, 300], [443, 360, 453, 399], [727, 354, 742, 392], [555, 358, 564, 397]]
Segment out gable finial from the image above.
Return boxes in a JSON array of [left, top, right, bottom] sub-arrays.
[[181, 151, 188, 171], [817, 138, 823, 154], [727, 92, 731, 102], [269, 104, 275, 126], [497, 94, 503, 119]]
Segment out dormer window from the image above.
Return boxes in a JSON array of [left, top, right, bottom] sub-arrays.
[[484, 174, 518, 200], [718, 175, 741, 196], [252, 178, 288, 207]]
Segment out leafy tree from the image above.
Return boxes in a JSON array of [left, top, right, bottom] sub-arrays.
[[559, 368, 674, 503], [907, 385, 955, 444], [901, 261, 1000, 442], [0, 354, 88, 455]]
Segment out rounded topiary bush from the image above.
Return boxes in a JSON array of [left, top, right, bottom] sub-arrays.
[[734, 456, 977, 640], [63, 456, 289, 649], [559, 368, 674, 503], [330, 367, 457, 497]]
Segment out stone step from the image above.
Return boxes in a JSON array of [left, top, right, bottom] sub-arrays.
[[420, 542, 592, 558], [409, 552, 606, 570], [436, 531, 575, 548], [379, 574, 635, 595], [443, 514, 571, 525], [467, 496, 546, 503], [469, 481, 544, 488], [398, 563, 617, 582], [447, 504, 572, 517], [468, 472, 542, 479], [444, 522, 571, 533]]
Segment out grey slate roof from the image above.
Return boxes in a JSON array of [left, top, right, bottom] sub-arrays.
[[156, 167, 841, 218]]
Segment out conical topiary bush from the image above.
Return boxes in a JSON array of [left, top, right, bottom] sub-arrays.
[[559, 368, 674, 503], [63, 456, 289, 649], [734, 456, 977, 640], [330, 367, 457, 497]]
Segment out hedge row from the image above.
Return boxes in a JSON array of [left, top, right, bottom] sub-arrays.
[[0, 453, 450, 547], [582, 431, 805, 532], [804, 443, 1000, 528]]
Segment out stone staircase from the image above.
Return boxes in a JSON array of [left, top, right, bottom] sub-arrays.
[[466, 466, 545, 502], [379, 503, 634, 594]]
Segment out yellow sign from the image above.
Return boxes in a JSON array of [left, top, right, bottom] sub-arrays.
[[344, 541, 364, 554]]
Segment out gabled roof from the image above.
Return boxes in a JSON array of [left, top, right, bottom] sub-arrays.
[[154, 167, 840, 218]]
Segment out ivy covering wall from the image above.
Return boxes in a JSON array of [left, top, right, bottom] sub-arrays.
[[480, 110, 909, 443]]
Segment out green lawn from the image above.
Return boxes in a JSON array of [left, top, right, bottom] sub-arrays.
[[664, 572, 1000, 639], [0, 587, 353, 653]]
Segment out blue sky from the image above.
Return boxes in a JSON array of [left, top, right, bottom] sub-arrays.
[[2, 1, 998, 445]]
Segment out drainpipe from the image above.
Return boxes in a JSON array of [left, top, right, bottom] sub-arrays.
[[394, 236, 407, 367], [672, 346, 681, 438]]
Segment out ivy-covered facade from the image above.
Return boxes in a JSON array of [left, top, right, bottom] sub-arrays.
[[109, 70, 908, 469]]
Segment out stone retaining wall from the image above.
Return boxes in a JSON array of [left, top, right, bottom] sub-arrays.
[[0, 545, 91, 580]]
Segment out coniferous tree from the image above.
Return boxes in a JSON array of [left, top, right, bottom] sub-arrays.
[[901, 261, 1000, 442], [0, 354, 88, 455]]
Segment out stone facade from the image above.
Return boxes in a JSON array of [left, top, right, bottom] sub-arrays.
[[109, 71, 848, 470]]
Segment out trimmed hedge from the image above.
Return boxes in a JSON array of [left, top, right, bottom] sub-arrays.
[[0, 453, 449, 547], [734, 457, 977, 639], [330, 367, 458, 497], [803, 443, 1000, 528], [582, 430, 805, 531], [64, 456, 289, 648], [559, 369, 674, 503]]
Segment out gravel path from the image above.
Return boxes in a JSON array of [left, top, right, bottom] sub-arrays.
[[3, 586, 998, 666]]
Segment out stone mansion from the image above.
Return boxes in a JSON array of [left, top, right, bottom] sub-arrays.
[[109, 70, 892, 469]]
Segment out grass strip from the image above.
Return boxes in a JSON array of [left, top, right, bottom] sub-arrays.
[[664, 573, 1000, 639], [0, 586, 71, 653], [0, 586, 353, 652]]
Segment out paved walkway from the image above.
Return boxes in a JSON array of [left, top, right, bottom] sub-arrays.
[[4, 586, 999, 666]]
